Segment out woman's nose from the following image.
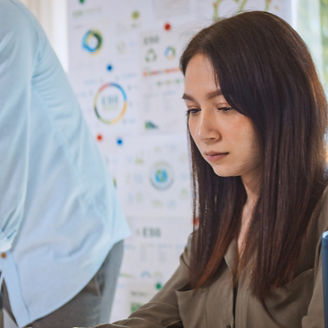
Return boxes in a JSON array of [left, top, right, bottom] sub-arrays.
[[195, 109, 221, 141]]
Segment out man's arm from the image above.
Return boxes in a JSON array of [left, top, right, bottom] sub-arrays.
[[0, 0, 38, 251]]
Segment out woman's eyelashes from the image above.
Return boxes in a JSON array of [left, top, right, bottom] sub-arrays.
[[218, 106, 233, 112], [186, 107, 200, 116], [186, 106, 233, 116]]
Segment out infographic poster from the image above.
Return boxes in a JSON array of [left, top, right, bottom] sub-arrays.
[[67, 0, 292, 320]]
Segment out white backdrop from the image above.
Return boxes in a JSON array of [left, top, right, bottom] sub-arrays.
[[21, 0, 69, 71]]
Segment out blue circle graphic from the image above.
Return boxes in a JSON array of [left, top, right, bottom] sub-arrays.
[[149, 161, 174, 190]]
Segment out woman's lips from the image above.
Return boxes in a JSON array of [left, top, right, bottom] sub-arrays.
[[204, 152, 229, 162]]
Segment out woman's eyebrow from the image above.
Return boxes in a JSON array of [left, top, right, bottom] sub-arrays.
[[182, 89, 223, 101], [181, 93, 194, 101]]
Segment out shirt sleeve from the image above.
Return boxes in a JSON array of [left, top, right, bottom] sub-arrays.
[[0, 1, 38, 251], [301, 193, 328, 328], [301, 244, 324, 327], [88, 236, 193, 328]]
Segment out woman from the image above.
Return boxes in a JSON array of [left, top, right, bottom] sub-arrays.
[[88, 11, 328, 328]]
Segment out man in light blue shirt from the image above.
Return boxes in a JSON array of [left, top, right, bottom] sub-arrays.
[[0, 0, 130, 327]]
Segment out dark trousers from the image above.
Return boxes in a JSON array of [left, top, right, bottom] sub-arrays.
[[1, 240, 124, 328]]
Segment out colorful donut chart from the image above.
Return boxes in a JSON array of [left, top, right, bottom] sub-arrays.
[[82, 30, 103, 54], [94, 82, 127, 125]]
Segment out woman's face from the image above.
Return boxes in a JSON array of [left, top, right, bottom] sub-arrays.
[[183, 54, 261, 185]]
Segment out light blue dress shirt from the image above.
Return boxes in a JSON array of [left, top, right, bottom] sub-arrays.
[[0, 0, 130, 326]]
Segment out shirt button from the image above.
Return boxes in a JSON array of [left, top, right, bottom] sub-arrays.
[[1, 252, 6, 259]]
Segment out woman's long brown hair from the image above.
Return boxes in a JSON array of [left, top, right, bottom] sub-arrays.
[[180, 11, 328, 299]]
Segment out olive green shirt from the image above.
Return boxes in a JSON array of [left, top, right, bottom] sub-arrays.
[[92, 187, 328, 328]]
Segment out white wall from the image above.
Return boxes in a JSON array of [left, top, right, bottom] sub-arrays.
[[20, 0, 68, 71]]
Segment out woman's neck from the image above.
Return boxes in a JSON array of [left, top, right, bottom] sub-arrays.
[[238, 174, 260, 255]]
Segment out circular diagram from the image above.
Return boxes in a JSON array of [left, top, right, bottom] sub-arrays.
[[164, 46, 176, 60], [94, 82, 127, 125], [149, 161, 174, 190], [145, 48, 157, 62], [82, 30, 103, 54]]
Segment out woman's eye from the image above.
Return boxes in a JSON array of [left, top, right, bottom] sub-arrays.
[[217, 106, 233, 112], [186, 108, 200, 116]]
